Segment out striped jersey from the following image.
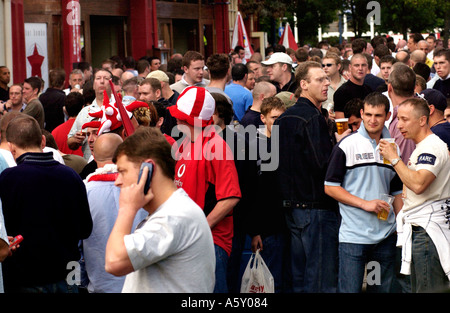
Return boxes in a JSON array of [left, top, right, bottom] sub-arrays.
[[325, 124, 402, 244]]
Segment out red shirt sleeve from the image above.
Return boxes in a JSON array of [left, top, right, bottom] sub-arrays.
[[204, 134, 242, 201]]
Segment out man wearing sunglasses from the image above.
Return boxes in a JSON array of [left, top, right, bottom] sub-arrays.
[[321, 53, 346, 112]]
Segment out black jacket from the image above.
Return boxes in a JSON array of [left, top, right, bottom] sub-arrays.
[[0, 152, 92, 290], [274, 97, 338, 211], [39, 87, 66, 132], [272, 72, 298, 94]]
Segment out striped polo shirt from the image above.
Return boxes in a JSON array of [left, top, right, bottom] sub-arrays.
[[325, 123, 403, 244]]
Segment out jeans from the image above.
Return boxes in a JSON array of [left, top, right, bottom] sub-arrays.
[[411, 226, 449, 293], [338, 234, 397, 293], [285, 208, 339, 293], [259, 233, 290, 293], [226, 231, 247, 293], [391, 247, 412, 293], [214, 244, 229, 293]]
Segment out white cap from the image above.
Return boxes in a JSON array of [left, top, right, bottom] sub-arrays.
[[168, 86, 215, 127], [261, 52, 293, 65]]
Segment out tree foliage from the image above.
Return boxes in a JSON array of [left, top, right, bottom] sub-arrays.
[[294, 0, 342, 44], [240, 0, 449, 46], [341, 0, 371, 38], [377, 0, 443, 38]]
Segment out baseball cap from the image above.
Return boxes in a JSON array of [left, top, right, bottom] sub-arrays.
[[420, 89, 447, 112], [146, 70, 169, 83], [276, 91, 297, 108], [261, 52, 293, 66], [168, 86, 215, 127]]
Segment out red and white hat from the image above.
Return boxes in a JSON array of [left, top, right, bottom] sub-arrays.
[[168, 86, 215, 127], [82, 120, 101, 130]]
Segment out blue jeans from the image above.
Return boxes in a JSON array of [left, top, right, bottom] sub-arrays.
[[214, 244, 229, 293], [338, 234, 396, 293], [285, 208, 339, 293], [226, 231, 247, 293], [411, 226, 449, 293], [391, 247, 411, 293], [259, 233, 290, 293]]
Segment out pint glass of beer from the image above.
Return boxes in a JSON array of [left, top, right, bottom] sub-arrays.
[[378, 194, 394, 221], [382, 138, 397, 165], [335, 118, 349, 135]]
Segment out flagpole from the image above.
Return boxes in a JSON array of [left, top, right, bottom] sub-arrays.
[[109, 79, 135, 137]]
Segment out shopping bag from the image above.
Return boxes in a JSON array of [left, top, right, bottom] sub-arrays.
[[240, 249, 274, 293]]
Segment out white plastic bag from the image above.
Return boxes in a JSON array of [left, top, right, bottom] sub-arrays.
[[240, 249, 274, 293]]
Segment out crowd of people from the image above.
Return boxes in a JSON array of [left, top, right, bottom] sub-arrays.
[[0, 31, 449, 294]]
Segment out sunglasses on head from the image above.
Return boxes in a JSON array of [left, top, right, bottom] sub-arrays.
[[322, 63, 335, 67]]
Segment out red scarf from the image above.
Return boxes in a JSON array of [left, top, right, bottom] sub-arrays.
[[87, 172, 118, 182]]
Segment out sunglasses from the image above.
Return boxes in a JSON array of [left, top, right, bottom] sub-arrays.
[[322, 63, 335, 67]]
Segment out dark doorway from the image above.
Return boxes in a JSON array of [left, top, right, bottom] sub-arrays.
[[172, 19, 199, 54], [90, 15, 127, 68], [203, 23, 214, 60]]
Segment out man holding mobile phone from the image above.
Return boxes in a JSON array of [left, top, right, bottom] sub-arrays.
[[82, 132, 147, 293], [105, 127, 215, 292]]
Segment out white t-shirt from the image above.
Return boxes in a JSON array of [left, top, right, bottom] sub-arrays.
[[122, 188, 216, 293], [402, 134, 450, 212], [0, 149, 16, 167], [43, 147, 65, 164]]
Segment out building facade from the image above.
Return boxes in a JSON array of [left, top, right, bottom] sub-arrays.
[[1, 0, 231, 86]]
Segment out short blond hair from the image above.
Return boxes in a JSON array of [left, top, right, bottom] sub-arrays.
[[323, 52, 341, 65]]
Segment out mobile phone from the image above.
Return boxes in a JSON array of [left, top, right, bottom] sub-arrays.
[[10, 235, 23, 247], [138, 162, 154, 194]]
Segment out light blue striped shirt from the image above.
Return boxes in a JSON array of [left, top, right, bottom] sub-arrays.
[[325, 123, 402, 244]]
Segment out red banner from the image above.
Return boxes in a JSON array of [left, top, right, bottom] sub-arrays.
[[62, 0, 82, 86]]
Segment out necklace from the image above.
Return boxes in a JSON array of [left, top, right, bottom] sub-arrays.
[[431, 118, 446, 128]]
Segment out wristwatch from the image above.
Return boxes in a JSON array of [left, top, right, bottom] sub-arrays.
[[391, 158, 401, 166]]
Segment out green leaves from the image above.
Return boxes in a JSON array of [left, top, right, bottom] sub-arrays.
[[241, 0, 448, 45]]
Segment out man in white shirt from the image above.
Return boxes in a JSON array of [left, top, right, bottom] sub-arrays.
[[63, 69, 84, 95], [321, 52, 346, 111], [67, 69, 113, 160], [170, 51, 209, 93], [380, 97, 450, 293]]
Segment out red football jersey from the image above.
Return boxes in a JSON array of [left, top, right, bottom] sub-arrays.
[[174, 127, 241, 255]]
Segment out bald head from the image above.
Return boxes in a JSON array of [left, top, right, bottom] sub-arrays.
[[411, 50, 426, 64], [93, 132, 124, 165], [120, 71, 135, 84], [253, 81, 277, 100], [396, 50, 410, 64]]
